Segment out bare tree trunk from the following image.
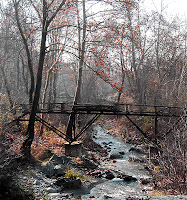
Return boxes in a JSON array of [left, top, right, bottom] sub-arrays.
[[178, 35, 186, 98], [117, 37, 125, 103], [126, 5, 143, 104], [16, 55, 20, 90], [66, 0, 86, 140], [1, 26, 14, 109], [22, 1, 48, 154], [75, 0, 86, 104], [22, 20, 48, 154], [21, 55, 29, 96], [14, 1, 34, 104], [0, 61, 13, 109], [21, 0, 66, 155]]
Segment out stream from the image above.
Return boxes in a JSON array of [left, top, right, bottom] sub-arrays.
[[7, 124, 186, 200], [81, 125, 187, 200]]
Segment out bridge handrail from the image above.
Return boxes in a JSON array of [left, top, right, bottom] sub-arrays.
[[13, 102, 186, 108], [13, 103, 186, 116]]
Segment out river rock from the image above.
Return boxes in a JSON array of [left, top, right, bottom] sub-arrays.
[[92, 135, 97, 139], [48, 193, 63, 198], [33, 180, 41, 186], [129, 144, 149, 154], [104, 170, 115, 180], [116, 172, 137, 182], [129, 147, 143, 154], [109, 153, 123, 159], [41, 161, 55, 178], [81, 157, 98, 169], [140, 178, 154, 185], [104, 195, 112, 199], [52, 154, 70, 165], [87, 170, 103, 178], [107, 147, 111, 150], [121, 174, 137, 182], [128, 155, 146, 163], [54, 164, 65, 177], [55, 177, 82, 189], [45, 187, 58, 193]]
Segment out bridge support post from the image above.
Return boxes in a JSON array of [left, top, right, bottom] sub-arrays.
[[65, 141, 82, 157], [154, 106, 158, 142], [66, 112, 76, 142]]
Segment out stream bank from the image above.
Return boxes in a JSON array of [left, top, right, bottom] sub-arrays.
[[81, 124, 153, 199], [80, 124, 186, 200], [1, 124, 186, 199]]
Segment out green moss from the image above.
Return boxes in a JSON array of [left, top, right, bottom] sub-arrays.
[[65, 168, 82, 179]]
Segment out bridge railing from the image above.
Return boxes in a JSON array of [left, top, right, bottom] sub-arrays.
[[14, 102, 186, 117], [120, 104, 185, 116]]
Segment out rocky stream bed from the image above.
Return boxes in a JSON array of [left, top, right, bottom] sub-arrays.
[[0, 124, 186, 200]]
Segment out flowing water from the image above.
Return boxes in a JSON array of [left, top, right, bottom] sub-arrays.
[[81, 125, 187, 200], [81, 125, 152, 199]]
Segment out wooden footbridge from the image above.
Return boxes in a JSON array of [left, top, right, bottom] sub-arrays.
[[12, 102, 186, 145]]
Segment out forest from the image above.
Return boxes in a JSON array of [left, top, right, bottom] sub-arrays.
[[0, 0, 186, 199]]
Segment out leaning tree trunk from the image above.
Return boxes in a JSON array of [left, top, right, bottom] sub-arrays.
[[22, 24, 48, 154], [21, 0, 66, 155]]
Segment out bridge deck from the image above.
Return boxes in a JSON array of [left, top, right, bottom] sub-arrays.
[[8, 102, 186, 144], [16, 103, 186, 117]]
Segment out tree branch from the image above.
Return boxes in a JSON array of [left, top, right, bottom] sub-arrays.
[[47, 0, 66, 27]]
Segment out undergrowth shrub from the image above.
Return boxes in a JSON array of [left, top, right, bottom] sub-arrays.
[[103, 115, 145, 144], [65, 168, 82, 179], [0, 93, 13, 125], [0, 93, 67, 162], [152, 115, 186, 194], [0, 94, 24, 167], [103, 105, 186, 195], [30, 121, 66, 160]]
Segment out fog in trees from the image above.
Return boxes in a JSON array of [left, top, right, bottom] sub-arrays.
[[0, 0, 186, 195]]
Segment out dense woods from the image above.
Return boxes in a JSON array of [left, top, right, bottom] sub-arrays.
[[0, 0, 186, 196]]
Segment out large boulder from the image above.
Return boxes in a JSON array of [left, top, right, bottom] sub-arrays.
[[122, 175, 137, 182], [116, 173, 137, 182], [54, 164, 66, 177], [0, 174, 34, 200], [55, 177, 82, 189], [104, 170, 115, 180], [109, 153, 123, 159], [81, 157, 98, 169], [129, 147, 145, 154], [140, 178, 154, 185], [51, 154, 71, 165], [41, 161, 55, 178]]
